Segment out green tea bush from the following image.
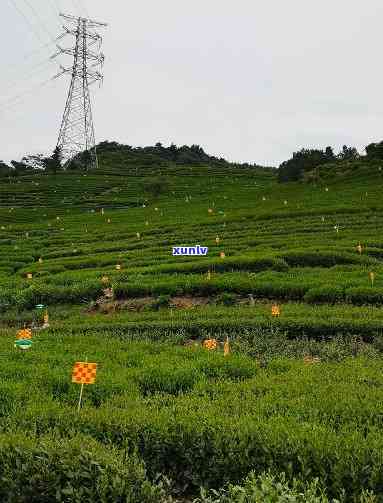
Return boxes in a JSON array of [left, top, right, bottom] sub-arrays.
[[13, 281, 104, 309], [346, 287, 383, 306], [216, 292, 237, 306], [195, 352, 258, 380], [136, 365, 200, 396], [195, 471, 377, 503], [304, 286, 345, 304], [280, 250, 378, 268], [150, 294, 171, 310], [0, 434, 165, 502]]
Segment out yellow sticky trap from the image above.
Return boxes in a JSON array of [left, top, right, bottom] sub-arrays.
[[271, 304, 280, 317], [369, 272, 375, 286], [26, 273, 33, 279], [116, 264, 121, 270], [304, 356, 321, 365], [224, 337, 230, 356]]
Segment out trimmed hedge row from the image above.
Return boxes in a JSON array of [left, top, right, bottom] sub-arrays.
[[0, 434, 164, 502]]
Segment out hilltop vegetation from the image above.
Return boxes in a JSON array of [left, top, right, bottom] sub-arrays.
[[1, 142, 383, 501], [0, 141, 274, 177], [278, 140, 383, 182]]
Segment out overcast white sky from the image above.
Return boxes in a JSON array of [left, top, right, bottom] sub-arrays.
[[1, 0, 383, 166]]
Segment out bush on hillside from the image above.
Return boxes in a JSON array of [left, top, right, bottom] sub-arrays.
[[0, 434, 164, 502], [143, 177, 169, 198]]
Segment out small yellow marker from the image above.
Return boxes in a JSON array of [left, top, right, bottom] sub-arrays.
[[26, 273, 33, 280], [271, 304, 280, 317], [224, 337, 230, 356], [304, 355, 321, 365], [369, 271, 375, 287], [116, 264, 121, 271]]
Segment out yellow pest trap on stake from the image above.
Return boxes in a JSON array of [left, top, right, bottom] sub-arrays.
[[224, 337, 230, 356]]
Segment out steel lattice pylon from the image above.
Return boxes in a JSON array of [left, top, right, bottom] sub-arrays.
[[52, 13, 107, 169]]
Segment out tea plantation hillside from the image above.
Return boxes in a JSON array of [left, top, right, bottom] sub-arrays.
[[1, 151, 383, 501]]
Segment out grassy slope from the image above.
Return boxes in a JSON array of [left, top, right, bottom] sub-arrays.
[[1, 157, 383, 500], [1, 159, 383, 337]]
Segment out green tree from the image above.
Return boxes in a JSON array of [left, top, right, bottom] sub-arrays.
[[365, 141, 383, 160], [45, 146, 63, 174], [143, 177, 169, 198], [278, 148, 330, 182], [0, 161, 11, 177], [338, 145, 359, 160]]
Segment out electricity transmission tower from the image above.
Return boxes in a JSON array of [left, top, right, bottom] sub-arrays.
[[52, 13, 107, 169]]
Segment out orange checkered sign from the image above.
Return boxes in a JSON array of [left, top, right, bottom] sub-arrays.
[[202, 339, 218, 351], [72, 362, 97, 385], [17, 328, 32, 340]]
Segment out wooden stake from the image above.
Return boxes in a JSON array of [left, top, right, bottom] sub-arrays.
[[77, 383, 84, 412], [77, 356, 87, 412]]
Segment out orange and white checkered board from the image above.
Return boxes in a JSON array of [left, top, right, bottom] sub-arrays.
[[72, 362, 97, 384], [17, 328, 32, 340]]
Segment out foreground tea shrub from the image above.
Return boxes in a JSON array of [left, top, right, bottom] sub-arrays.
[[0, 434, 165, 503], [194, 471, 377, 503]]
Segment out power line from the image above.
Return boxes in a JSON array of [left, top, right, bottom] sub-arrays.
[[70, 0, 82, 16], [46, 0, 61, 19], [1, 59, 51, 88], [76, 0, 90, 17], [0, 77, 54, 114], [8, 0, 47, 45], [1, 59, 53, 95], [50, 0, 62, 13], [21, 0, 57, 42]]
